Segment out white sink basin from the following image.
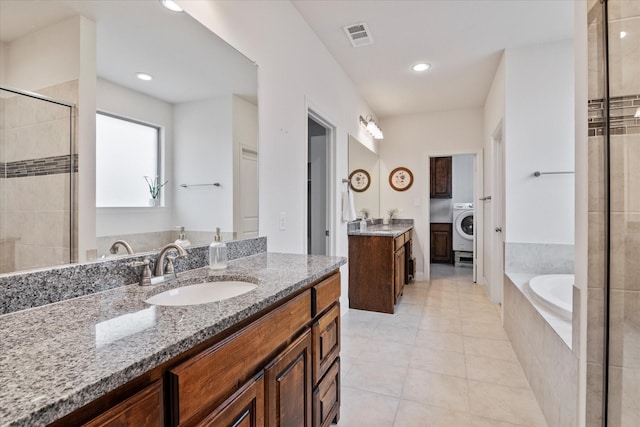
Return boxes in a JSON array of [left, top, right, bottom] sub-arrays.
[[145, 281, 258, 306]]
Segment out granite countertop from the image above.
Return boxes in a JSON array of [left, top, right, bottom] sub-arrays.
[[347, 223, 413, 238], [0, 252, 346, 426]]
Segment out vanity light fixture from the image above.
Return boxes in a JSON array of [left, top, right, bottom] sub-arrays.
[[360, 115, 384, 140], [635, 107, 640, 118], [160, 0, 183, 12], [412, 63, 431, 72], [136, 72, 153, 81]]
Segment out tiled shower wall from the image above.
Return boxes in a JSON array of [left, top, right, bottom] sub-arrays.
[[586, 1, 640, 426], [0, 80, 77, 273]]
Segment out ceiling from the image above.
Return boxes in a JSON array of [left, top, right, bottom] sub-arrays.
[[292, 0, 574, 119], [0, 0, 257, 104]]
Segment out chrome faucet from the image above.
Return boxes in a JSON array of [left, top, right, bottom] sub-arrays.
[[109, 240, 134, 255], [154, 243, 187, 277]]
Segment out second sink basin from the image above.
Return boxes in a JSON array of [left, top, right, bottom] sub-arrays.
[[145, 281, 258, 306]]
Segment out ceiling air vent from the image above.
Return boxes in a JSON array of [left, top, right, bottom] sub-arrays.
[[343, 22, 373, 47]]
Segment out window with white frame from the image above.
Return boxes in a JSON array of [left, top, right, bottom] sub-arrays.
[[96, 113, 162, 207]]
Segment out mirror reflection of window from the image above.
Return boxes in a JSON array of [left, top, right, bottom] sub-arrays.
[[96, 113, 161, 207]]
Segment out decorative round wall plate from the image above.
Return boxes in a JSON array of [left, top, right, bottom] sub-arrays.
[[349, 169, 371, 192], [389, 166, 413, 191]]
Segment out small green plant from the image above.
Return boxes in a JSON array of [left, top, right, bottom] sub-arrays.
[[144, 175, 168, 199]]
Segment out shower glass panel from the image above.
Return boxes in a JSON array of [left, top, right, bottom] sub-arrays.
[[605, 0, 640, 425], [0, 87, 75, 274]]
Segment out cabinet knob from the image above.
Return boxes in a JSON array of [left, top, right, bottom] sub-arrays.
[[495, 227, 503, 233]]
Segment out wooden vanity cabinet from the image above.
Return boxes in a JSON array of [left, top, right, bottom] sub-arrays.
[[349, 229, 413, 314], [50, 271, 341, 427]]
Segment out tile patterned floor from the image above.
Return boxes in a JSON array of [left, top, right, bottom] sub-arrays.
[[336, 269, 548, 427]]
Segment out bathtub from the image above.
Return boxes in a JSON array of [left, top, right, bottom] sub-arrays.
[[528, 274, 574, 320]]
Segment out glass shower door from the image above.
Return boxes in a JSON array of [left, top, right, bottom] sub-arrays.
[[0, 87, 75, 273]]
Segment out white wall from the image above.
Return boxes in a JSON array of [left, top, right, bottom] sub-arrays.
[[1, 17, 81, 91], [173, 96, 233, 232], [178, 0, 377, 310], [379, 108, 484, 278], [504, 39, 575, 244], [95, 78, 174, 237]]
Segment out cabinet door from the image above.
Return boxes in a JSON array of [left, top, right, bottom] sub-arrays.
[[196, 374, 264, 427], [394, 246, 405, 303], [265, 330, 312, 427], [312, 304, 340, 386], [430, 223, 453, 263], [313, 360, 340, 427], [430, 156, 452, 199], [83, 381, 162, 427]]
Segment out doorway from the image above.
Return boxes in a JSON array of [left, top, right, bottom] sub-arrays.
[[307, 112, 335, 256], [427, 153, 478, 282]]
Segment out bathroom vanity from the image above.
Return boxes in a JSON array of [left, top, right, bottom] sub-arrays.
[[348, 223, 414, 314], [0, 252, 345, 427]]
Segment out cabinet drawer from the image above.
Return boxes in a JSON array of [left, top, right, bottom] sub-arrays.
[[168, 290, 311, 426], [196, 374, 264, 427], [312, 273, 340, 316], [312, 303, 340, 385], [83, 381, 162, 427], [404, 230, 412, 242], [394, 235, 405, 251], [313, 359, 340, 427]]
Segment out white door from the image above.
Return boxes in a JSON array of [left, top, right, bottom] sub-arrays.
[[239, 148, 259, 238], [491, 125, 505, 304]]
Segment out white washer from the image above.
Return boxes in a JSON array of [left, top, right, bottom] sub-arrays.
[[453, 202, 474, 252]]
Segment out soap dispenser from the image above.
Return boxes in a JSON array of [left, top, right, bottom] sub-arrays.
[[359, 218, 367, 231], [208, 227, 228, 270], [174, 226, 191, 247]]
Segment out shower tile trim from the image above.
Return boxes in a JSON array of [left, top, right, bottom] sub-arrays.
[[0, 154, 78, 178], [0, 236, 267, 315]]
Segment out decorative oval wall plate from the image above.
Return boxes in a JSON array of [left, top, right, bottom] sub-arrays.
[[349, 169, 371, 192], [389, 166, 413, 191]]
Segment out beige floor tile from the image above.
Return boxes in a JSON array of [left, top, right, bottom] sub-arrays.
[[465, 354, 530, 388], [357, 339, 414, 368], [402, 369, 470, 412], [336, 386, 399, 427], [394, 400, 472, 427], [342, 319, 376, 337], [414, 330, 464, 353], [468, 380, 548, 427], [459, 309, 503, 324], [394, 302, 425, 317], [422, 305, 461, 319], [462, 336, 519, 362], [471, 416, 527, 427], [462, 320, 509, 340], [384, 313, 423, 329], [343, 360, 408, 397], [369, 324, 418, 345], [409, 347, 467, 377], [341, 335, 368, 358], [419, 315, 463, 334]]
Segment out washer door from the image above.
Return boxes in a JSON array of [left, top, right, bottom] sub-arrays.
[[456, 211, 474, 240]]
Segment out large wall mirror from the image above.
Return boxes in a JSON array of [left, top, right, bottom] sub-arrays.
[[0, 1, 258, 274], [348, 135, 380, 219]]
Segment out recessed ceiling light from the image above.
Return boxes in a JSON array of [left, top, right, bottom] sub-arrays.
[[160, 0, 183, 12], [620, 31, 628, 39], [412, 63, 431, 72], [136, 72, 153, 81]]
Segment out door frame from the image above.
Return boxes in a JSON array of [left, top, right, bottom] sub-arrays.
[[425, 149, 483, 283], [306, 102, 337, 257]]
